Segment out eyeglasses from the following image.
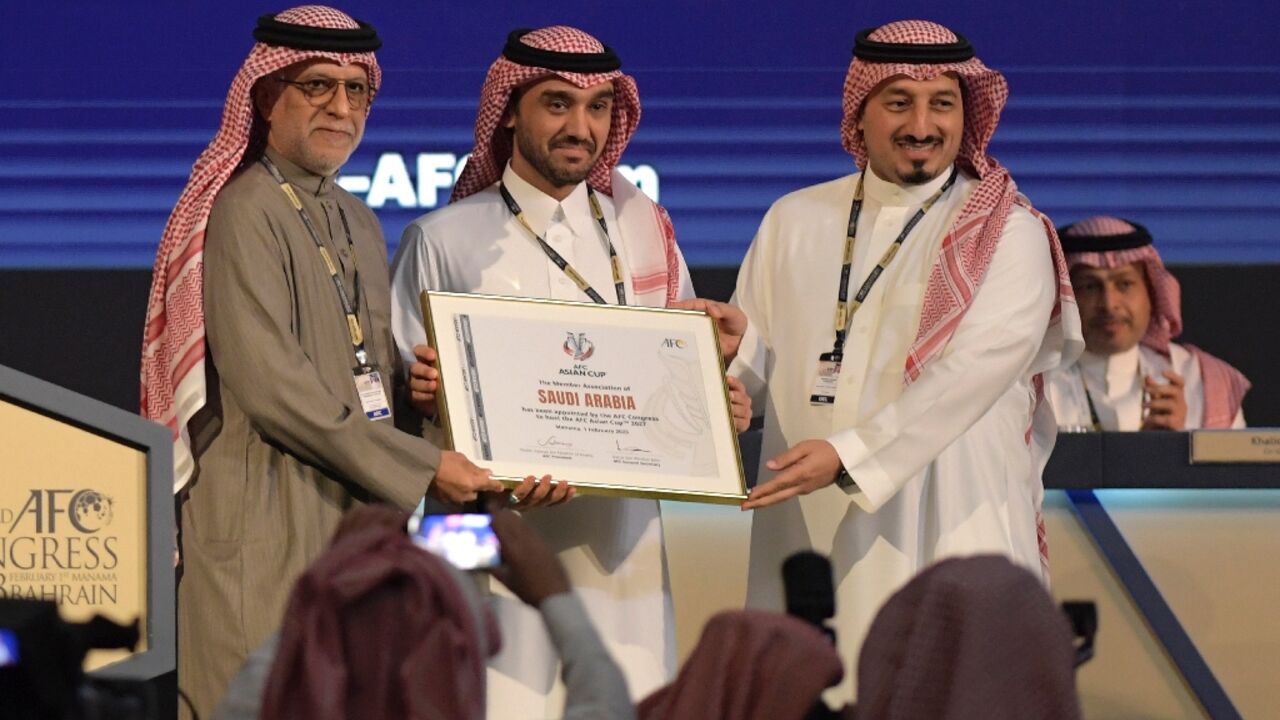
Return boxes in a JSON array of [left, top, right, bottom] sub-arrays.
[[275, 76, 374, 109]]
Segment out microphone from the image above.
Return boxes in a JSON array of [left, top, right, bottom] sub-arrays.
[[782, 550, 836, 644]]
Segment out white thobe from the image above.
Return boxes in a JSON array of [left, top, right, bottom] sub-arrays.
[[390, 163, 693, 719], [731, 167, 1060, 701], [1046, 344, 1245, 430]]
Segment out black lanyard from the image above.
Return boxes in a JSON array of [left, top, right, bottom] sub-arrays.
[[1083, 385, 1103, 432], [830, 167, 958, 357], [499, 182, 626, 306], [260, 156, 371, 368]]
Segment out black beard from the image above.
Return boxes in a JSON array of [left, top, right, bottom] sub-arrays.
[[892, 134, 945, 185], [516, 130, 596, 188], [899, 160, 939, 185]]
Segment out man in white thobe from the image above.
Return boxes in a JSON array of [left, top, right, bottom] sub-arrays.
[[696, 21, 1083, 700], [389, 26, 749, 719], [1046, 216, 1249, 431]]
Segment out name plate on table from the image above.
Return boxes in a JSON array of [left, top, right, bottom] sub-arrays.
[[1190, 429, 1280, 463], [421, 291, 747, 503]]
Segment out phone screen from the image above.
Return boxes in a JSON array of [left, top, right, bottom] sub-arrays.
[[0, 628, 18, 667], [408, 513, 502, 570]]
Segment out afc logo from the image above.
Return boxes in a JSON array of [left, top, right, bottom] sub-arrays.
[[661, 338, 687, 349], [2, 489, 115, 535]]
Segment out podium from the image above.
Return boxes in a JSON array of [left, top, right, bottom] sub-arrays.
[[1041, 432, 1278, 719], [0, 363, 174, 681]]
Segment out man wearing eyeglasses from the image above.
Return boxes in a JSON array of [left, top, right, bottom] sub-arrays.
[[140, 8, 501, 718], [260, 68, 373, 177]]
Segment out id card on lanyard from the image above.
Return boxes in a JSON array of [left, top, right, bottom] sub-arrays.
[[811, 167, 958, 406], [809, 353, 843, 405], [260, 156, 391, 421], [354, 367, 391, 420]]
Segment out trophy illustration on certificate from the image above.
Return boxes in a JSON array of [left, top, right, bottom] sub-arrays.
[[421, 291, 747, 503]]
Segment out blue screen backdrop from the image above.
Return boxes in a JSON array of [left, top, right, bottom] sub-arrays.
[[3, 0, 1278, 268]]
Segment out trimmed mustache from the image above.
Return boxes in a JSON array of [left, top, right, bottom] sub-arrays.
[[1089, 313, 1131, 327], [551, 136, 597, 154], [894, 134, 943, 147]]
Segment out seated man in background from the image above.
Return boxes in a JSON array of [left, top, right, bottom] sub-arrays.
[[214, 503, 634, 720], [1047, 217, 1250, 430]]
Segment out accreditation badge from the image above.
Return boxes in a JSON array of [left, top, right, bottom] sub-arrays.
[[809, 352, 842, 405], [353, 367, 391, 420]]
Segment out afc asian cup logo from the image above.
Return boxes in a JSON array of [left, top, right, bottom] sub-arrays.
[[563, 332, 595, 361]]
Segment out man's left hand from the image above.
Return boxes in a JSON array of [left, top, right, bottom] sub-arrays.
[[407, 344, 440, 417], [742, 439, 842, 510], [669, 298, 748, 364], [726, 375, 752, 432], [1142, 370, 1187, 430]]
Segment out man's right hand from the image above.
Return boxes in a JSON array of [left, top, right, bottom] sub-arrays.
[[408, 344, 440, 417], [1142, 370, 1188, 430], [486, 501, 571, 607], [741, 439, 843, 511], [429, 450, 503, 504], [508, 474, 575, 509]]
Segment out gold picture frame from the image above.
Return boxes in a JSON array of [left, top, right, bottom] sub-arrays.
[[421, 291, 747, 504]]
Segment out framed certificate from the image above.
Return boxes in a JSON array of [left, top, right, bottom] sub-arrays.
[[421, 291, 747, 504]]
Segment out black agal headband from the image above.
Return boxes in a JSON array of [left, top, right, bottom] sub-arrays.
[[1058, 220, 1155, 253], [502, 28, 621, 73], [254, 14, 382, 52], [852, 27, 974, 63]]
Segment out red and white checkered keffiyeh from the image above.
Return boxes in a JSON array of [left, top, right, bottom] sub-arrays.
[[1062, 216, 1250, 427], [1061, 217, 1183, 353], [1186, 344, 1251, 428], [452, 26, 638, 201], [450, 26, 681, 306], [843, 21, 1083, 578], [841, 20, 1080, 385], [140, 5, 382, 492]]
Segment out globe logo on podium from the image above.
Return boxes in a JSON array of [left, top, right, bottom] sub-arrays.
[[68, 489, 115, 534]]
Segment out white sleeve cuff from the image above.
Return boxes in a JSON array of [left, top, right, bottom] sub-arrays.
[[828, 428, 893, 512], [729, 320, 767, 401]]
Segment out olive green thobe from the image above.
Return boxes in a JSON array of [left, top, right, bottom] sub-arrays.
[[178, 149, 440, 719]]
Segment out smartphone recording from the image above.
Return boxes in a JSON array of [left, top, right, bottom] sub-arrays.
[[0, 629, 18, 667], [408, 513, 502, 570]]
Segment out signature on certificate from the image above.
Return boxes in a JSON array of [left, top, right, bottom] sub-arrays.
[[537, 435, 573, 448], [616, 439, 651, 453]]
